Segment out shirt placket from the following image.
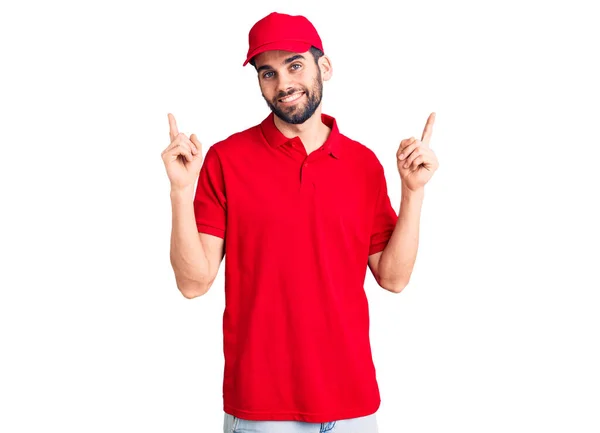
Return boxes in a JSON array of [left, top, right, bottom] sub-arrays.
[[288, 138, 330, 194]]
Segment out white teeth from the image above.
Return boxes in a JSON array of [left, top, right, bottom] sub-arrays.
[[280, 92, 303, 103]]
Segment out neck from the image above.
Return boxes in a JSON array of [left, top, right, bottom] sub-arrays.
[[273, 106, 331, 154]]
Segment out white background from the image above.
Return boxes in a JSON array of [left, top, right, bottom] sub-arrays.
[[1, 0, 599, 431]]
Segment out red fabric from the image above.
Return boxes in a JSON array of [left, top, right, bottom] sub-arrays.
[[244, 12, 324, 66], [193, 112, 398, 422]]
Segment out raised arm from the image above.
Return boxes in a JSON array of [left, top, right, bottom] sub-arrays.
[[162, 113, 225, 298]]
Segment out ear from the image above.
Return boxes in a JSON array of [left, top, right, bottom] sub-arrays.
[[319, 55, 333, 81]]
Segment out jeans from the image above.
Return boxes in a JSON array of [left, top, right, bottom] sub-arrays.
[[223, 412, 379, 433]]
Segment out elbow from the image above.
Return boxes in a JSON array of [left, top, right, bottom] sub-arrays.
[[379, 277, 409, 294], [180, 287, 205, 299], [177, 279, 210, 299], [171, 260, 212, 299], [391, 280, 409, 294]]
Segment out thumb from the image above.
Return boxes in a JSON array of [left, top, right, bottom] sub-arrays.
[[190, 134, 203, 155], [189, 134, 204, 169]]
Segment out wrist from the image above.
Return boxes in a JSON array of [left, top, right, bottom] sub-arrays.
[[170, 185, 195, 200], [401, 184, 425, 198]]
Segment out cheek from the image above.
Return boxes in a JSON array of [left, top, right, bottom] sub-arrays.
[[259, 83, 275, 99]]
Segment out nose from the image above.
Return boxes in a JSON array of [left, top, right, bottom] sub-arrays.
[[276, 70, 295, 96]]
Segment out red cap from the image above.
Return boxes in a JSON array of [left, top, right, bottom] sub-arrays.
[[243, 12, 324, 67]]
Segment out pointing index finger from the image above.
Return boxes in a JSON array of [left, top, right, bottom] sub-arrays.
[[421, 112, 436, 147], [168, 113, 179, 142]]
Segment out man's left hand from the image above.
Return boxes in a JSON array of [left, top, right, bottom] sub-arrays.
[[396, 112, 439, 191]]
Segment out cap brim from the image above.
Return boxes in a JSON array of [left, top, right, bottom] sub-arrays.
[[243, 41, 312, 66]]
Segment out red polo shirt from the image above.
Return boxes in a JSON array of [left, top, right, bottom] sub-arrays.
[[193, 112, 398, 423]]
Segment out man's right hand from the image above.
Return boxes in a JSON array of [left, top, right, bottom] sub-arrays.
[[161, 113, 204, 192]]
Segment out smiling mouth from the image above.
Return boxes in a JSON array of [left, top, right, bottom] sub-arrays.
[[278, 92, 304, 103]]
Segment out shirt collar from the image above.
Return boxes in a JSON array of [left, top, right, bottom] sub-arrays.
[[260, 112, 342, 159]]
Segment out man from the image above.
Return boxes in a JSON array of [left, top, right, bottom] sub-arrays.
[[161, 11, 439, 433]]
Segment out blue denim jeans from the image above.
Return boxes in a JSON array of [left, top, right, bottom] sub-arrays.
[[223, 412, 378, 433]]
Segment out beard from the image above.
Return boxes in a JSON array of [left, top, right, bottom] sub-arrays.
[[262, 70, 323, 125]]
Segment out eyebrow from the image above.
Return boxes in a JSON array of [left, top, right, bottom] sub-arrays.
[[256, 54, 306, 73]]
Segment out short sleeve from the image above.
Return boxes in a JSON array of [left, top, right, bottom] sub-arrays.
[[369, 164, 398, 255], [193, 146, 227, 239]]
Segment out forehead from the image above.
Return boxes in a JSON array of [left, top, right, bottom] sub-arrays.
[[254, 49, 311, 67]]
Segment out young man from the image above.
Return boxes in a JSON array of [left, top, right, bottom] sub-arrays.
[[162, 11, 439, 433]]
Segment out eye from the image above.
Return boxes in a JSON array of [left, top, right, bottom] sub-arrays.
[[291, 63, 302, 70], [262, 71, 274, 79]]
